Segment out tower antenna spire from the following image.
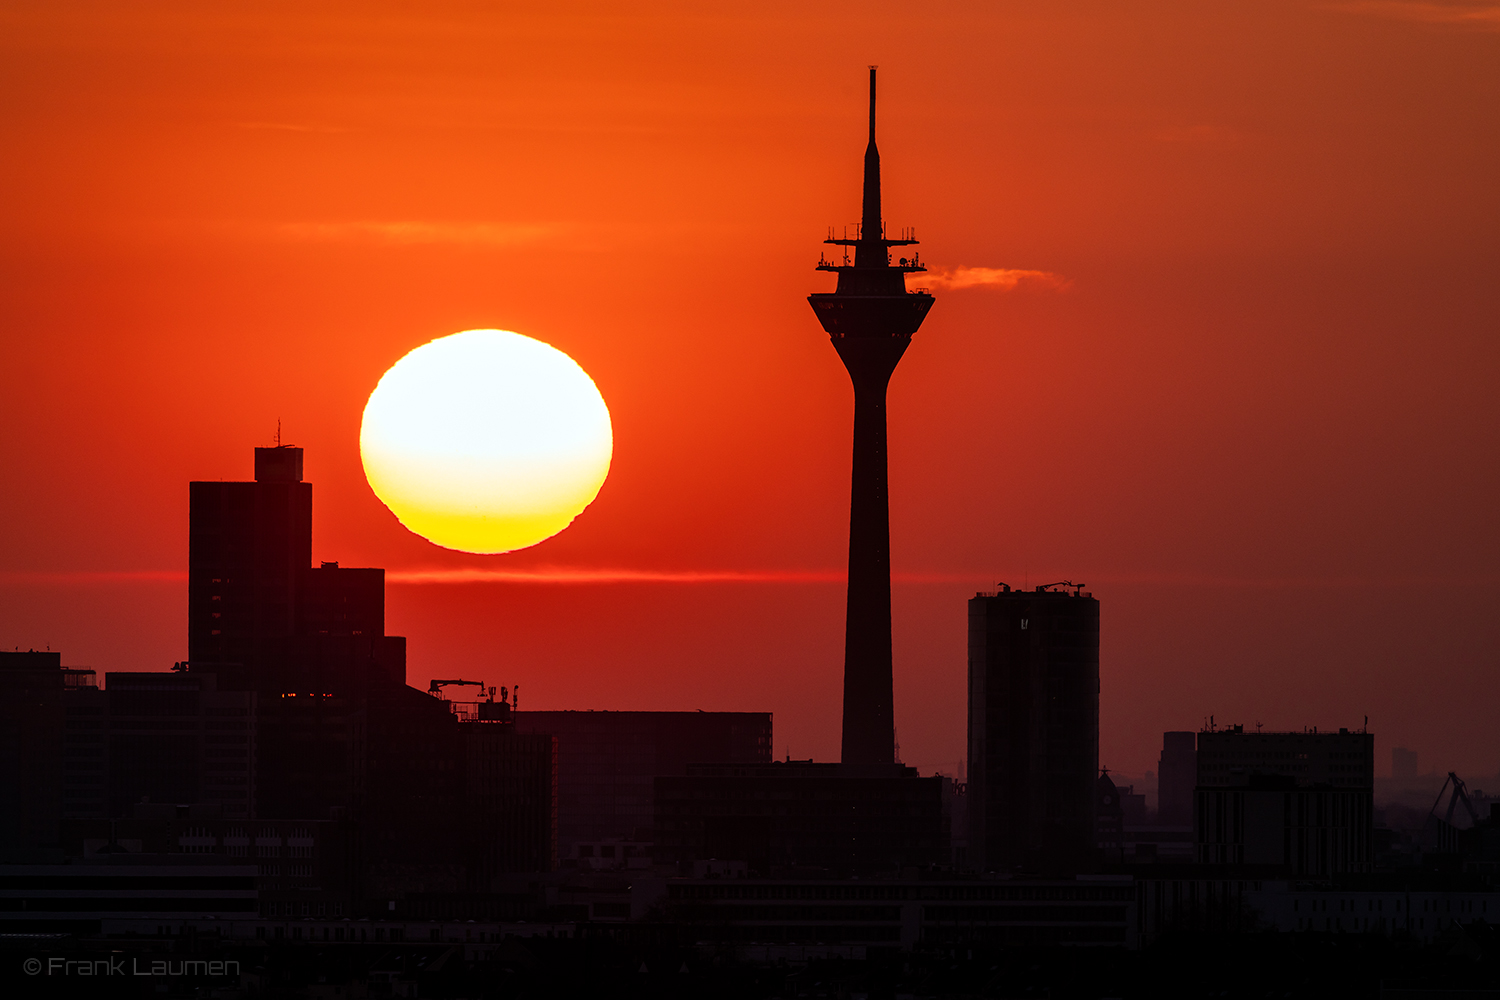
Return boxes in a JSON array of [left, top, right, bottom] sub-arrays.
[[860, 67, 882, 251], [808, 69, 935, 768]]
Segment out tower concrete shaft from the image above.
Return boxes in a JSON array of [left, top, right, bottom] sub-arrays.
[[808, 68, 935, 767]]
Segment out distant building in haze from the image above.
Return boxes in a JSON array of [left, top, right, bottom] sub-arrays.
[[511, 710, 771, 863], [1392, 746, 1418, 780], [1195, 726, 1374, 874], [1157, 731, 1197, 827], [967, 585, 1100, 873]]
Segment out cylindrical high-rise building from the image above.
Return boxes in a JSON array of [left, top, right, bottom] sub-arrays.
[[808, 68, 935, 768], [967, 586, 1100, 873]]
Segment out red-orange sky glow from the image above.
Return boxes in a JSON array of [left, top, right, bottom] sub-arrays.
[[3, 1, 1498, 781]]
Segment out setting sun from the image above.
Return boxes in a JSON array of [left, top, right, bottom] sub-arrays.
[[359, 329, 613, 554]]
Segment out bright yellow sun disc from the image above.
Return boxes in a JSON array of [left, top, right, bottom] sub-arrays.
[[359, 329, 612, 554]]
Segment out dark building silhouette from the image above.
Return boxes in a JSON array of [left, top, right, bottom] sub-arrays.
[[461, 719, 559, 882], [1195, 726, 1374, 874], [100, 672, 259, 820], [0, 859, 258, 936], [57, 809, 358, 919], [1157, 731, 1197, 827], [188, 447, 405, 697], [60, 669, 106, 821], [654, 761, 947, 874], [0, 651, 65, 855], [185, 447, 404, 836], [646, 875, 1134, 950], [4, 447, 559, 897], [511, 710, 771, 861], [188, 447, 313, 684], [808, 67, 935, 768], [1097, 770, 1124, 862], [968, 585, 1100, 873]]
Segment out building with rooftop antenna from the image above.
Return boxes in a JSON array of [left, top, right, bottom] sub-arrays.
[[809, 66, 935, 768], [648, 71, 948, 874]]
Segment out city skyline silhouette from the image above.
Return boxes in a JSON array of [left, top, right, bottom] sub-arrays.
[[1, 5, 1497, 784]]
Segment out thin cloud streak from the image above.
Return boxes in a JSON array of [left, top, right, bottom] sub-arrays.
[[275, 221, 558, 246], [387, 567, 847, 584], [0, 570, 187, 585], [919, 266, 1071, 292], [1150, 124, 1244, 145], [3, 569, 1493, 589], [233, 121, 355, 133], [1334, 1, 1500, 27]]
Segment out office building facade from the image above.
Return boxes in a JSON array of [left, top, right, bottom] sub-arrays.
[[1195, 727, 1374, 874], [968, 586, 1100, 873]]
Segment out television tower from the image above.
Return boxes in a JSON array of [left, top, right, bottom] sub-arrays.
[[809, 68, 935, 767]]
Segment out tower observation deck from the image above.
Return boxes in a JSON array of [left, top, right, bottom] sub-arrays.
[[809, 68, 935, 768]]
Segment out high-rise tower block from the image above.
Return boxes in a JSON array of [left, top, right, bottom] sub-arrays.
[[809, 68, 935, 767]]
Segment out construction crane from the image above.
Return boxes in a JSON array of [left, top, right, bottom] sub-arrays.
[[428, 678, 484, 697], [1428, 771, 1480, 828]]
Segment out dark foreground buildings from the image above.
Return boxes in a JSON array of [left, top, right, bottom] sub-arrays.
[[654, 761, 947, 874], [2, 448, 560, 911]]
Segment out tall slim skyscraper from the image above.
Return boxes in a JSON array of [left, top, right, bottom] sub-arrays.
[[809, 68, 935, 767], [188, 446, 313, 680]]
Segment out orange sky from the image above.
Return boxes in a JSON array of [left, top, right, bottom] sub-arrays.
[[2, 1, 1498, 781]]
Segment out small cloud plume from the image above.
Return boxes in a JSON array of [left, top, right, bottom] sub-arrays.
[[1333, 1, 1500, 28], [275, 221, 557, 246], [918, 266, 1071, 293], [1150, 124, 1244, 145], [233, 121, 354, 133]]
